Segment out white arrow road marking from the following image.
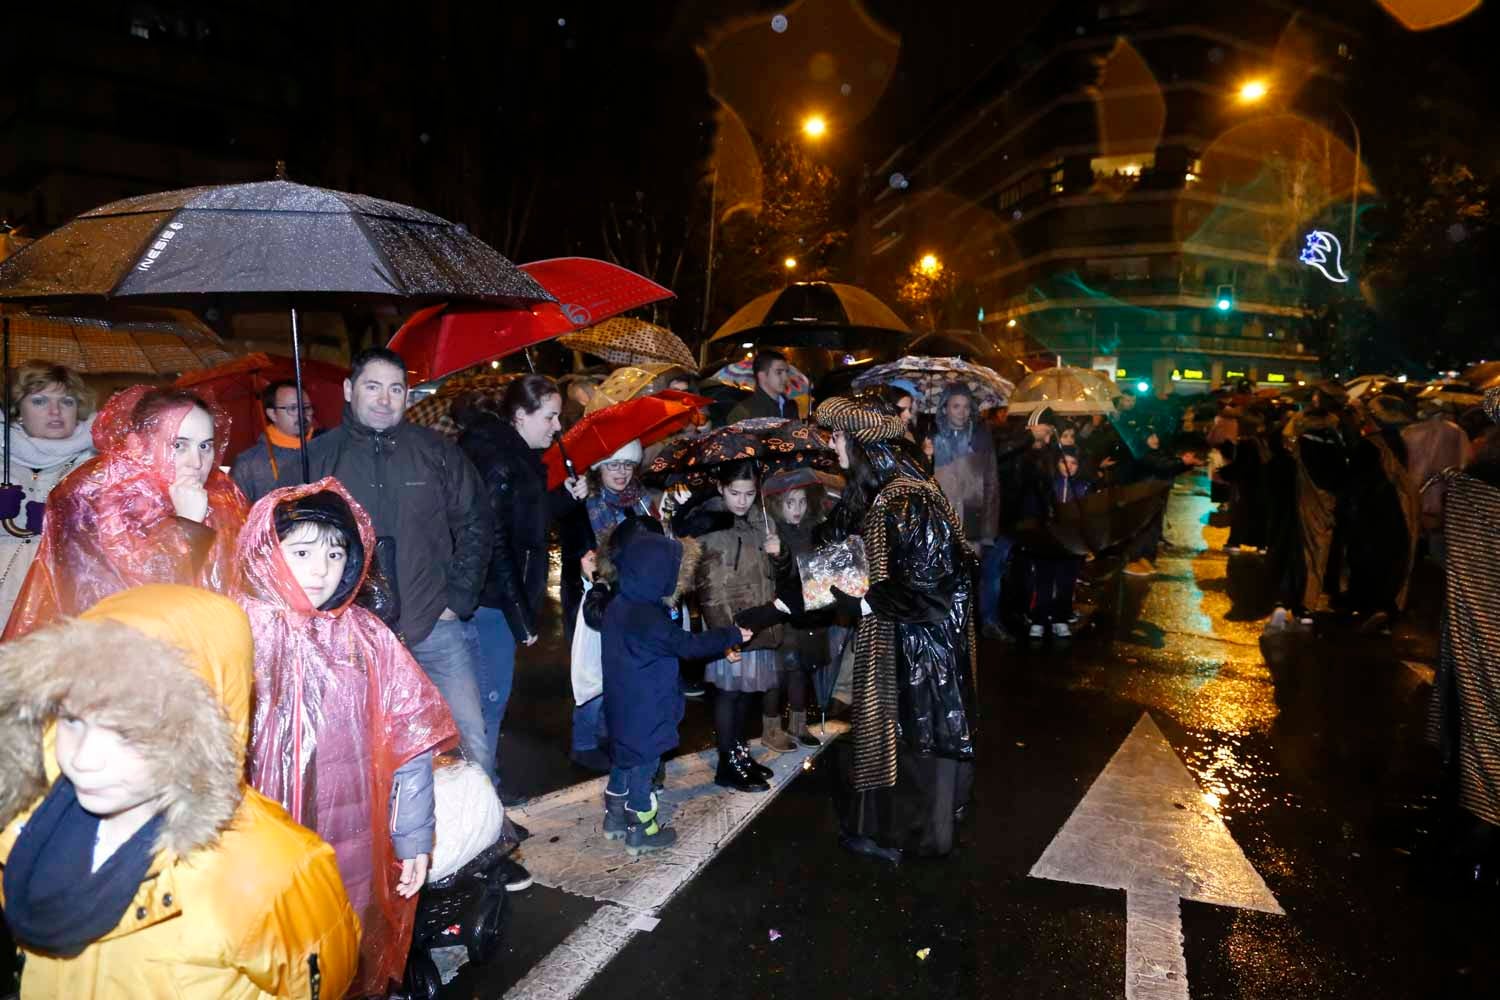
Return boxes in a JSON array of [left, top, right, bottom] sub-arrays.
[[1030, 713, 1282, 999], [502, 722, 848, 1000]]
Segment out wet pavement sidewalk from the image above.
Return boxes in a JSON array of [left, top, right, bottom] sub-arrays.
[[439, 474, 1493, 999]]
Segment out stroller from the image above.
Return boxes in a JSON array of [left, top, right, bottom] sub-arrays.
[[400, 758, 515, 999]]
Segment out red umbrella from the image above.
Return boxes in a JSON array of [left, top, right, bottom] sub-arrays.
[[388, 258, 674, 385], [175, 352, 348, 464], [542, 393, 705, 490]]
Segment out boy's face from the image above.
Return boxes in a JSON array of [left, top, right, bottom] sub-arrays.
[[780, 488, 809, 525], [279, 525, 349, 609], [56, 716, 159, 819], [1059, 454, 1080, 477]]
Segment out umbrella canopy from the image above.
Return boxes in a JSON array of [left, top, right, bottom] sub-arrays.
[[0, 180, 550, 304], [1344, 374, 1398, 400], [560, 317, 697, 370], [1013, 480, 1173, 557], [586, 363, 695, 413], [643, 418, 833, 488], [175, 352, 348, 464], [852, 355, 1014, 413], [1007, 367, 1119, 415], [403, 370, 526, 438], [709, 358, 812, 399], [541, 393, 705, 490], [388, 257, 675, 385], [0, 304, 231, 375], [707, 282, 910, 352]]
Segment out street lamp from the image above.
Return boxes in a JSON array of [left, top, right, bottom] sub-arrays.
[[1233, 77, 1360, 263], [801, 114, 828, 140], [783, 256, 798, 271], [918, 253, 941, 277]]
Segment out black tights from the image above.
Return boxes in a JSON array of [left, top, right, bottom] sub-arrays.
[[714, 689, 755, 755], [760, 671, 808, 717]]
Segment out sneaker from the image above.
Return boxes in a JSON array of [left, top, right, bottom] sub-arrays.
[[498, 856, 533, 892], [1028, 623, 1044, 640], [680, 680, 705, 698], [1123, 559, 1155, 577], [1051, 622, 1072, 638]]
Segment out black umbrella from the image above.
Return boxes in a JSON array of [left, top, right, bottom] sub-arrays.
[[0, 178, 553, 481], [705, 281, 909, 356]]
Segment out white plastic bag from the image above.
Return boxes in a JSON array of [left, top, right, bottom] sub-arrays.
[[571, 579, 603, 706], [428, 758, 504, 883]]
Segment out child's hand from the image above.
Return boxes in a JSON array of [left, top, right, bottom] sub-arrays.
[[738, 627, 754, 644], [397, 853, 430, 898], [764, 533, 781, 557], [581, 549, 598, 582], [726, 647, 742, 663]]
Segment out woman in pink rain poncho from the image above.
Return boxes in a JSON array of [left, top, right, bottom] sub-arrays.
[[235, 477, 458, 997], [3, 385, 248, 639]]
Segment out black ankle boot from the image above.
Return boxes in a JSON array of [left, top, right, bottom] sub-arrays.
[[715, 750, 769, 792], [736, 742, 773, 780]]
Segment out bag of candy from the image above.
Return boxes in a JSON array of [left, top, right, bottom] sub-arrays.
[[798, 536, 870, 611]]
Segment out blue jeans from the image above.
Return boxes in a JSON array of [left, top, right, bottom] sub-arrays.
[[470, 606, 517, 780], [409, 617, 494, 784], [607, 757, 659, 813], [572, 694, 608, 753], [980, 537, 1013, 628]]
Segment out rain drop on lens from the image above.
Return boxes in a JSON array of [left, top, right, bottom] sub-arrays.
[[771, 13, 788, 33]]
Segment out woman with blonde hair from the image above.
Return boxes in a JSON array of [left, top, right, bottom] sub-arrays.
[[0, 363, 98, 627]]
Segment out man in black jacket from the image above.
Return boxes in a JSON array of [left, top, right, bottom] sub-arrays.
[[727, 350, 792, 422], [287, 347, 496, 782]]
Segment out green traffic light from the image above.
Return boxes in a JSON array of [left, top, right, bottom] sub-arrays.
[[1216, 299, 1232, 311], [1136, 381, 1150, 394]]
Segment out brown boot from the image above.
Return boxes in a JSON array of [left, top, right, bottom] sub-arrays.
[[789, 709, 821, 748], [760, 715, 796, 753]]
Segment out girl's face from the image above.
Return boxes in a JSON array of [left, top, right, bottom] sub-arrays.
[[922, 436, 935, 460], [720, 477, 757, 517], [278, 523, 349, 609], [56, 716, 160, 819], [1059, 427, 1076, 446], [172, 406, 216, 486], [1058, 454, 1080, 478], [599, 461, 636, 493], [19, 383, 81, 440], [944, 394, 972, 429], [832, 430, 851, 470], [780, 488, 809, 525]]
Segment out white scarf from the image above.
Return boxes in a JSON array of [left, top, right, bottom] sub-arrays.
[[5, 416, 96, 472]]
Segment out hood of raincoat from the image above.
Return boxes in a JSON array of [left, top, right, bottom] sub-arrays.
[[932, 383, 985, 467], [2, 386, 250, 640], [238, 477, 371, 616], [615, 531, 698, 606], [0, 585, 250, 858]]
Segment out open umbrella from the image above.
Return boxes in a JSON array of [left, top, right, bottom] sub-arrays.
[[852, 356, 1014, 413], [586, 363, 695, 413], [389, 258, 674, 384], [174, 352, 349, 465], [643, 418, 833, 489], [541, 393, 706, 490], [1007, 367, 1119, 415], [560, 317, 697, 370], [1013, 480, 1173, 557], [705, 281, 910, 354], [403, 370, 525, 438], [0, 304, 232, 376], [0, 178, 551, 482], [709, 358, 812, 400]]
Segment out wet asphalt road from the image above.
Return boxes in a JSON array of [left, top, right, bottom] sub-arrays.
[[450, 474, 1498, 1000]]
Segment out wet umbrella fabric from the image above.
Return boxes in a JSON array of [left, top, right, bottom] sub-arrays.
[[643, 418, 833, 488], [1011, 480, 1173, 558], [1007, 367, 1119, 415], [403, 371, 525, 439], [586, 364, 695, 413], [851, 356, 1014, 413], [0, 304, 232, 375], [541, 394, 705, 490], [706, 281, 909, 352], [560, 318, 697, 370]]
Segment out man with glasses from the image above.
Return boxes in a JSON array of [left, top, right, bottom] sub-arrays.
[[232, 380, 317, 503]]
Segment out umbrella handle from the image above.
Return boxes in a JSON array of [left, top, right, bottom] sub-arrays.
[[2, 518, 35, 539], [3, 313, 10, 486]]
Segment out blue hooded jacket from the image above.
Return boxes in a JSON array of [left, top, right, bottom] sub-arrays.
[[602, 532, 742, 767]]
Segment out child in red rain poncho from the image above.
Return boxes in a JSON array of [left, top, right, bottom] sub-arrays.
[[235, 477, 458, 998], [3, 385, 248, 639]]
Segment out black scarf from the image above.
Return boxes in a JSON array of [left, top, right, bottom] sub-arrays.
[[3, 778, 164, 957]]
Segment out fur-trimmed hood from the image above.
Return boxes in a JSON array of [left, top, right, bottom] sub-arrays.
[[609, 529, 700, 607], [594, 517, 697, 606], [0, 585, 250, 859]]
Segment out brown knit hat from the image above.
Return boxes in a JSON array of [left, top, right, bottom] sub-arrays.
[[815, 396, 906, 443]]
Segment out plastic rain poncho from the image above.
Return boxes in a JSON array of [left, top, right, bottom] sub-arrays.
[[3, 385, 248, 639], [234, 477, 457, 997]]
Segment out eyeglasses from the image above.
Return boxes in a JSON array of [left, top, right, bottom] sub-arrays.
[[271, 405, 311, 413], [598, 461, 638, 474]]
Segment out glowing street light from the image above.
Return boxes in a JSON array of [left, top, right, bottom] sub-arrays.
[[1237, 79, 1269, 103], [1006, 318, 1018, 328], [918, 253, 941, 276], [801, 114, 828, 140], [783, 256, 798, 271]]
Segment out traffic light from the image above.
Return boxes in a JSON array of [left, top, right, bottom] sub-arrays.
[[1214, 284, 1234, 312]]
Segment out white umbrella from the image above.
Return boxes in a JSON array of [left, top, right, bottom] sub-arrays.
[[1006, 366, 1119, 415]]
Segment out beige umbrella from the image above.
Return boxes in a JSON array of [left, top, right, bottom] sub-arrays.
[[560, 317, 697, 370], [0, 304, 232, 375], [585, 363, 693, 414]]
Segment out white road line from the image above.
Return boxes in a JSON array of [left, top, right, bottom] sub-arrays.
[[503, 724, 848, 1000]]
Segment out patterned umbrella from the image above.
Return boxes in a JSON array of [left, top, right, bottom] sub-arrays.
[[852, 355, 1014, 413], [708, 358, 812, 400], [643, 418, 832, 488], [0, 304, 232, 375], [1007, 366, 1119, 415], [403, 370, 524, 438], [585, 363, 695, 413], [560, 318, 697, 370]]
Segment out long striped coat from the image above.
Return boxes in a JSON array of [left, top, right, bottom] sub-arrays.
[[1427, 466, 1500, 825]]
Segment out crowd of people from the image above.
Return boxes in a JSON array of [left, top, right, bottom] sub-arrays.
[[3, 337, 1498, 996]]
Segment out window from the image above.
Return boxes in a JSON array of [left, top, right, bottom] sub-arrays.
[[1090, 153, 1155, 184]]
